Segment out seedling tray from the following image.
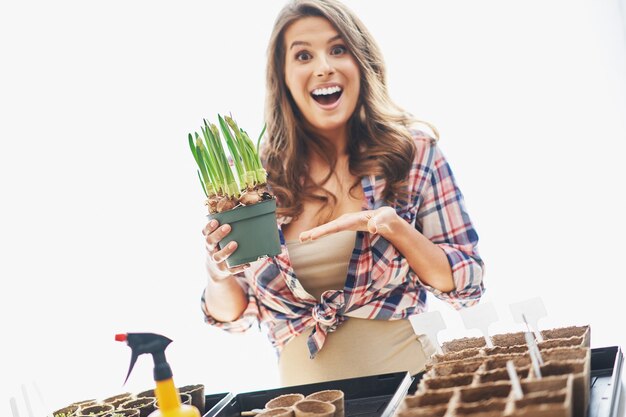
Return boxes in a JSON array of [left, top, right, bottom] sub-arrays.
[[202, 346, 622, 417], [409, 346, 622, 416], [203, 372, 412, 417], [589, 346, 623, 417]]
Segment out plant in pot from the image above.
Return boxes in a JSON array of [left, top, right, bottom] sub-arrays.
[[188, 114, 281, 267], [53, 404, 79, 417]]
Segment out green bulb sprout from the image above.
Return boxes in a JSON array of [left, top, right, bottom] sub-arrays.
[[188, 114, 272, 213]]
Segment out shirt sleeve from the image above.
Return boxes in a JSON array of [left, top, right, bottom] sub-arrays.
[[414, 143, 485, 309], [200, 271, 261, 333]]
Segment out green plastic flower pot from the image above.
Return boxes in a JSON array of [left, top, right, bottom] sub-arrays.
[[208, 198, 281, 267]]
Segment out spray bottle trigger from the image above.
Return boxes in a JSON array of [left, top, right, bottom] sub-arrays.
[[115, 333, 138, 384], [124, 351, 140, 385]]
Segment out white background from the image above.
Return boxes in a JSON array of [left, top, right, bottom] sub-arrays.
[[1, 0, 625, 416]]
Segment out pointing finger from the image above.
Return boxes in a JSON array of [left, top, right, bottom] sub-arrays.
[[299, 220, 342, 242]]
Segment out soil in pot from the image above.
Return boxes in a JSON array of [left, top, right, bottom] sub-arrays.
[[75, 404, 114, 417], [71, 400, 98, 409], [102, 393, 133, 409], [53, 404, 79, 417], [118, 397, 155, 417], [107, 410, 140, 417], [135, 389, 154, 399]]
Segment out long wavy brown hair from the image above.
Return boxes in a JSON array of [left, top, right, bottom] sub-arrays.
[[263, 0, 432, 223]]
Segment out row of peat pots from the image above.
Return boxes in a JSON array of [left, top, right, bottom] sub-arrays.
[[52, 384, 205, 417]]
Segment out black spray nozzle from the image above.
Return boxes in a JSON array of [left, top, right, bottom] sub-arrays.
[[115, 332, 173, 384]]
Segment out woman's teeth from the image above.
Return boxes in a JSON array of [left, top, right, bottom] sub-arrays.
[[311, 86, 343, 105], [312, 86, 342, 96]]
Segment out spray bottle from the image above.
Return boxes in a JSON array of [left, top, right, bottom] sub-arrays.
[[115, 332, 201, 417]]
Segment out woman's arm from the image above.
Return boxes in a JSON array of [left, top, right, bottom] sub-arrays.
[[202, 219, 250, 322], [378, 210, 455, 292], [298, 206, 455, 292], [409, 142, 484, 303], [204, 267, 249, 322]]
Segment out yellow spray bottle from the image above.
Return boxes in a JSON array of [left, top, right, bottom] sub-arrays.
[[116, 333, 201, 417]]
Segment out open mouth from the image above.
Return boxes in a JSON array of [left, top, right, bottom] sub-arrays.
[[311, 86, 343, 105]]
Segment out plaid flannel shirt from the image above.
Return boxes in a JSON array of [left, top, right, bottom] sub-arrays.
[[201, 132, 485, 359]]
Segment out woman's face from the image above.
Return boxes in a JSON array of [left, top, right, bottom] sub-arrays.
[[283, 16, 360, 141]]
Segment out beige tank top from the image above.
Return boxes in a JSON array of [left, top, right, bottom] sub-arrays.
[[280, 230, 434, 386]]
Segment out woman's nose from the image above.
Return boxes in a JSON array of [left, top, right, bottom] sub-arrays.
[[315, 56, 334, 77]]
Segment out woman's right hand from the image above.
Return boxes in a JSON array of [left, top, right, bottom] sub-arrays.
[[202, 219, 250, 280]]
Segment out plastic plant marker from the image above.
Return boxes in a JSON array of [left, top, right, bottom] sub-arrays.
[[458, 302, 498, 348], [509, 297, 547, 342], [10, 397, 20, 417], [525, 331, 543, 378], [409, 310, 446, 354], [21, 385, 34, 417], [32, 381, 52, 417], [506, 361, 523, 400], [522, 314, 545, 367]]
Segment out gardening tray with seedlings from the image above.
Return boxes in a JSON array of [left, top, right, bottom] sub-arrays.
[[188, 114, 281, 267], [52, 385, 233, 417], [397, 325, 623, 417]]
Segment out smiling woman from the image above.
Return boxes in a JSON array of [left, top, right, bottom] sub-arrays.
[[200, 0, 484, 388], [3, 0, 626, 414]]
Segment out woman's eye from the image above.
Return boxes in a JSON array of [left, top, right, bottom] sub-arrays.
[[330, 45, 347, 55], [296, 51, 312, 61]]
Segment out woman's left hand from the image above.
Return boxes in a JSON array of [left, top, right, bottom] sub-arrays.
[[299, 206, 399, 242]]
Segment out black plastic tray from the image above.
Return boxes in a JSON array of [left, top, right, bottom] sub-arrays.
[[203, 372, 412, 417], [590, 346, 623, 417], [202, 346, 623, 417], [204, 392, 235, 416]]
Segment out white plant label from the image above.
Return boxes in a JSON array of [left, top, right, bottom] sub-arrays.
[[459, 302, 499, 348], [409, 310, 447, 354], [506, 360, 524, 400], [509, 297, 547, 342]]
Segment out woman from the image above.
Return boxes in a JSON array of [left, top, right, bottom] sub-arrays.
[[201, 0, 484, 386]]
